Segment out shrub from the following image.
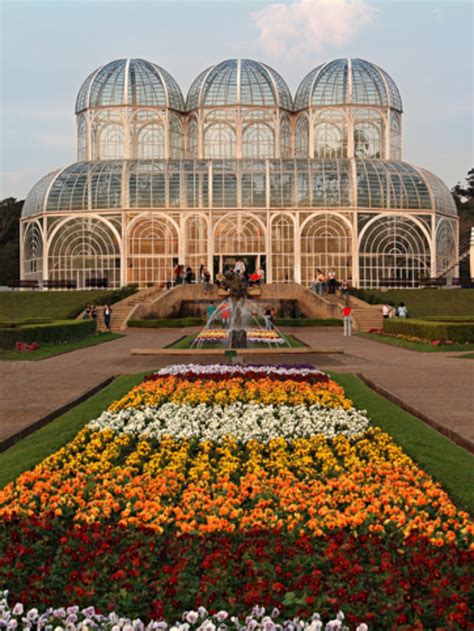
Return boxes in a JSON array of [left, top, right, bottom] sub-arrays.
[[275, 318, 343, 327], [421, 315, 474, 323], [383, 319, 474, 343], [128, 318, 205, 328], [0, 319, 97, 349]]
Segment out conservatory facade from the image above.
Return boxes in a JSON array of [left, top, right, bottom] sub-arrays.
[[21, 58, 458, 289]]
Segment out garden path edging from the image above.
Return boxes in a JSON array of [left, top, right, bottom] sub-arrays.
[[0, 376, 115, 453], [357, 373, 474, 454]]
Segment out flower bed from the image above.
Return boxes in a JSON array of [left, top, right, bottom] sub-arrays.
[[1, 364, 473, 628], [195, 329, 285, 345]]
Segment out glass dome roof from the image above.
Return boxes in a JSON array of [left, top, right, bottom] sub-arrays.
[[23, 159, 456, 218], [186, 59, 293, 111], [75, 58, 185, 113], [295, 58, 402, 112]]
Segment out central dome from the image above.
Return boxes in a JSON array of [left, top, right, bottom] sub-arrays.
[[186, 58, 293, 110], [75, 58, 185, 113]]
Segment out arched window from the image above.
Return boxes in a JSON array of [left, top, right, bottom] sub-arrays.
[[296, 115, 309, 158], [390, 112, 401, 160], [187, 117, 199, 158], [313, 110, 346, 158], [185, 215, 208, 272], [138, 123, 165, 159], [23, 222, 43, 279], [127, 216, 178, 287], [280, 115, 292, 158], [98, 123, 124, 160], [242, 123, 274, 158], [271, 215, 294, 282], [353, 110, 385, 158], [301, 214, 352, 286], [359, 216, 430, 288], [170, 114, 184, 159], [77, 115, 88, 161], [436, 219, 457, 278], [48, 217, 120, 289], [204, 123, 236, 159], [214, 214, 265, 254]]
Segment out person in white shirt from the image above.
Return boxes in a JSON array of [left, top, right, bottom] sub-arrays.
[[396, 302, 408, 318], [382, 304, 392, 319], [234, 259, 246, 275]]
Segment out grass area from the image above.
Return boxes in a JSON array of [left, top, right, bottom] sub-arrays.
[[167, 333, 305, 349], [457, 352, 474, 359], [0, 372, 149, 489], [334, 373, 474, 515], [0, 332, 123, 361], [351, 288, 474, 317], [0, 290, 119, 321], [358, 332, 474, 353]]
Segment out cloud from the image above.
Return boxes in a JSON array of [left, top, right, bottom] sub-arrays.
[[251, 0, 378, 57]]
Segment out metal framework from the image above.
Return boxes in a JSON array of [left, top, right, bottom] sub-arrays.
[[21, 56, 459, 289]]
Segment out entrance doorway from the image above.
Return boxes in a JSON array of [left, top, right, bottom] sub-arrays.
[[213, 255, 266, 277]]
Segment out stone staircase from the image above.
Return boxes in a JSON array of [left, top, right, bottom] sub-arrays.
[[94, 283, 383, 333], [95, 286, 167, 332], [350, 305, 384, 331]]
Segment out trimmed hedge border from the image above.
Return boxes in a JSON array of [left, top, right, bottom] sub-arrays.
[[275, 318, 342, 327], [383, 319, 474, 343], [0, 319, 97, 349], [128, 317, 205, 328], [421, 316, 474, 323]]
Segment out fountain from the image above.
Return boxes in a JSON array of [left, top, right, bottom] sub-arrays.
[[190, 271, 291, 351]]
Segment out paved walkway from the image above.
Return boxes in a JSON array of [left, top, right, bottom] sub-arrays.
[[0, 328, 473, 448]]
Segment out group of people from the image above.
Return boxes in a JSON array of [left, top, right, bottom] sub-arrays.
[[175, 259, 266, 293], [82, 303, 112, 330], [173, 263, 212, 292], [206, 300, 275, 330], [311, 269, 349, 298], [382, 302, 409, 319]]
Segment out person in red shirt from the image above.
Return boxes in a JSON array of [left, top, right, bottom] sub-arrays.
[[342, 305, 353, 337]]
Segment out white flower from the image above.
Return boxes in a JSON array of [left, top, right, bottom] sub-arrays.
[[89, 403, 370, 443], [12, 604, 23, 616], [215, 612, 228, 623], [185, 612, 199, 625]]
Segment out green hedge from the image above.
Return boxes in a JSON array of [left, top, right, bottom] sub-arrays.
[[275, 318, 343, 327], [128, 317, 205, 328], [0, 319, 97, 349], [421, 316, 474, 323], [383, 319, 474, 343]]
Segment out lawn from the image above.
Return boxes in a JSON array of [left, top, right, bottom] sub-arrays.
[[167, 332, 306, 349], [352, 288, 474, 317], [0, 332, 123, 361], [0, 372, 148, 488], [0, 290, 119, 321], [358, 331, 474, 353]]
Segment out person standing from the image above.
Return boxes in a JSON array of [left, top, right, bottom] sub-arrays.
[[207, 301, 216, 324], [316, 269, 325, 297], [382, 304, 391, 319], [203, 269, 212, 293], [340, 280, 350, 298], [103, 304, 112, 331], [342, 304, 353, 337], [328, 269, 337, 294], [396, 302, 408, 318], [234, 258, 246, 276], [264, 305, 273, 330]]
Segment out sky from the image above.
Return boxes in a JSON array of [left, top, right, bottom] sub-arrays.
[[0, 0, 472, 199]]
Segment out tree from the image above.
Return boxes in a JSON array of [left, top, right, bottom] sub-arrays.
[[451, 169, 474, 282], [0, 198, 23, 284]]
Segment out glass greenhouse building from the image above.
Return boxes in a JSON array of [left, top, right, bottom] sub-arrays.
[[21, 57, 458, 289]]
